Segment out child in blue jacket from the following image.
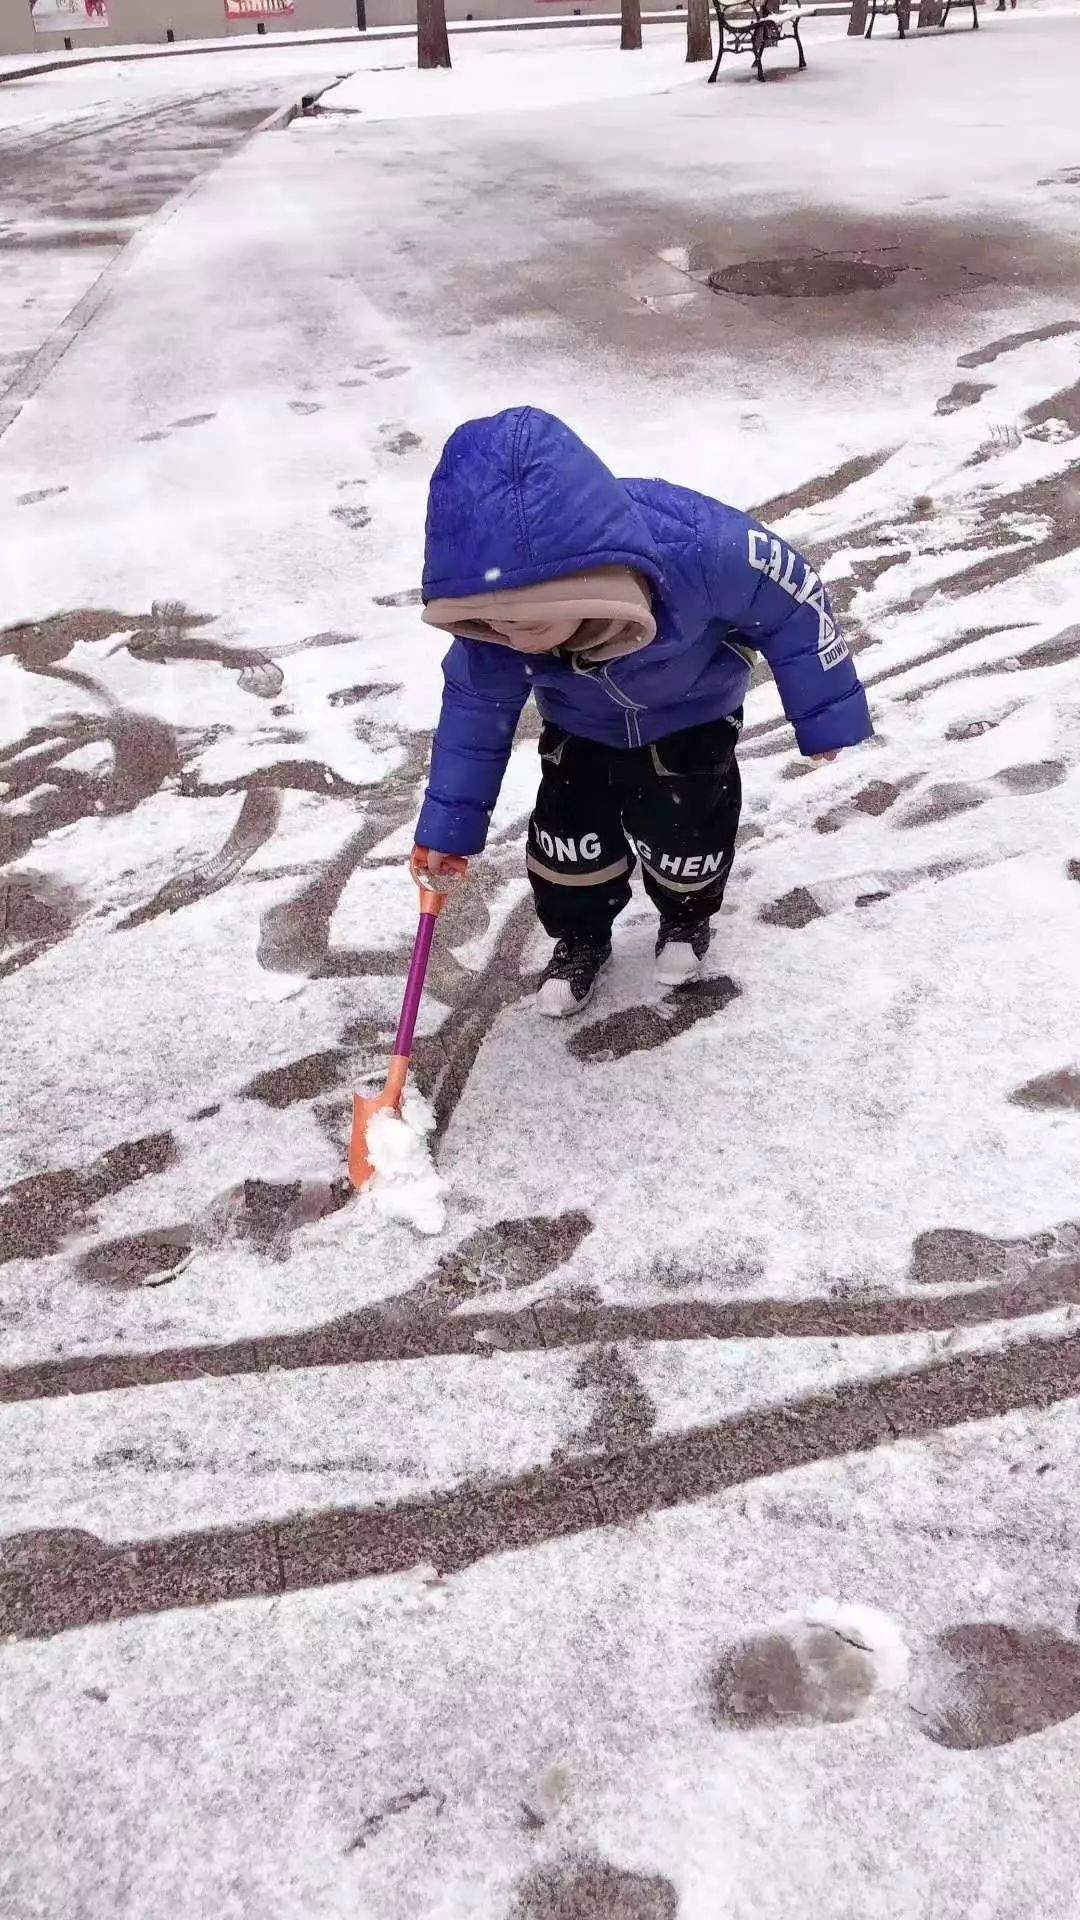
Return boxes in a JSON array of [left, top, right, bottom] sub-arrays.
[[412, 407, 872, 1016]]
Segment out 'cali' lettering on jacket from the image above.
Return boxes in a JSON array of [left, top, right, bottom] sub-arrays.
[[747, 530, 849, 671]]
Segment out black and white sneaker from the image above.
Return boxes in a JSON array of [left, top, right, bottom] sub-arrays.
[[655, 918, 711, 987], [536, 936, 612, 1019]]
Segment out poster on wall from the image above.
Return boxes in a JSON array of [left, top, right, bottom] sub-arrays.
[[29, 0, 109, 31], [223, 0, 295, 15]]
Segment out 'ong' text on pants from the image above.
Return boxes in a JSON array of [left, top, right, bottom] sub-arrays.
[[526, 714, 742, 943]]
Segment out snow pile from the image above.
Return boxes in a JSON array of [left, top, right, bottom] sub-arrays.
[[367, 1087, 447, 1237], [316, 30, 697, 124]]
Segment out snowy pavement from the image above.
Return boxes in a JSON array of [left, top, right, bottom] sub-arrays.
[[2, 16, 1080, 1918]]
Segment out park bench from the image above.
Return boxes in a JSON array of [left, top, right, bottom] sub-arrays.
[[709, 0, 808, 81], [863, 0, 980, 35]]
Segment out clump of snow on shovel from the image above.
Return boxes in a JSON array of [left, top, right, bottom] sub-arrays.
[[366, 1087, 447, 1236]]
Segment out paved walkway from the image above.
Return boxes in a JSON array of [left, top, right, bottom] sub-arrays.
[[2, 19, 1080, 1917]]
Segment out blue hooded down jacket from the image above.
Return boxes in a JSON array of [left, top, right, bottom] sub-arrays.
[[416, 408, 872, 856]]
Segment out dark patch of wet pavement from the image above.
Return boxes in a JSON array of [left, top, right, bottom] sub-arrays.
[[759, 886, 825, 930], [897, 781, 988, 828], [491, 184, 1080, 365], [0, 869, 83, 977], [77, 1226, 195, 1289], [572, 1345, 656, 1452], [1008, 1068, 1080, 1112], [881, 471, 1080, 622], [4, 1329, 1080, 1641], [935, 380, 992, 416], [183, 759, 369, 802], [568, 975, 741, 1065], [1, 96, 280, 404], [241, 1047, 351, 1110], [909, 1623, 1080, 1750], [814, 777, 917, 835], [8, 1210, 1080, 1405], [995, 758, 1068, 794], [511, 1860, 678, 1920], [1026, 379, 1080, 437], [202, 1176, 351, 1263], [711, 1622, 879, 1729], [0, 1132, 178, 1265], [910, 1219, 1079, 1286], [752, 447, 898, 526], [957, 320, 1080, 368], [2, 706, 180, 862], [75, 1175, 353, 1285], [0, 605, 213, 672]]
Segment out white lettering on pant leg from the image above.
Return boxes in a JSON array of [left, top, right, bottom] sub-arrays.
[[539, 829, 555, 857], [767, 537, 784, 584], [553, 836, 577, 863], [659, 852, 681, 875], [682, 856, 701, 879], [579, 833, 602, 860], [701, 850, 727, 876], [748, 529, 770, 573]]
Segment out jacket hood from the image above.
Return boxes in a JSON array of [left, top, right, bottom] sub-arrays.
[[422, 407, 665, 602]]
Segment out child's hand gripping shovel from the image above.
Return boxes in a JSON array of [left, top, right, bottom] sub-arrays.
[[348, 849, 468, 1190]]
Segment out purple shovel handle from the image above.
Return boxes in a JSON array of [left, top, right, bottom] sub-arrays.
[[393, 909, 438, 1061]]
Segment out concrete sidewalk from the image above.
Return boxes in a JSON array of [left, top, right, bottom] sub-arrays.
[[2, 15, 1080, 1917]]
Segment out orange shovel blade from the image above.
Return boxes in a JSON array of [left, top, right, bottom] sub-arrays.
[[348, 1056, 409, 1190]]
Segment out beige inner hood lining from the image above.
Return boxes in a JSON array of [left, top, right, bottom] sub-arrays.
[[422, 566, 656, 665]]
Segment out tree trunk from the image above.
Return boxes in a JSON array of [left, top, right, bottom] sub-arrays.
[[621, 0, 643, 51], [686, 0, 713, 60], [417, 0, 451, 70], [847, 0, 868, 32], [917, 0, 943, 22]]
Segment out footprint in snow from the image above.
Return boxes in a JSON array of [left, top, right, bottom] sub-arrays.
[[511, 1859, 678, 1920], [896, 760, 1068, 826], [710, 1601, 909, 1730], [380, 425, 422, 457], [568, 974, 741, 1066], [331, 504, 371, 532], [908, 1623, 1080, 1750]]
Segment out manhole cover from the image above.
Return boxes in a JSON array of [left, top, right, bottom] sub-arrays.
[[707, 256, 903, 298]]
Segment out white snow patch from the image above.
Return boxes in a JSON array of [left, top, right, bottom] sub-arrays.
[[315, 30, 700, 124], [368, 1087, 447, 1237], [802, 1597, 910, 1691]]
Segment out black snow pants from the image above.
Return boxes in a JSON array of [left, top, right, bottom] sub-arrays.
[[526, 713, 742, 943]]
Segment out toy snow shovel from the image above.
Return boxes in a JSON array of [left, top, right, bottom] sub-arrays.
[[348, 853, 467, 1190]]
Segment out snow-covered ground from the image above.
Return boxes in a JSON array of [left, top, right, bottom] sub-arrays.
[[2, 17, 1080, 1918]]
